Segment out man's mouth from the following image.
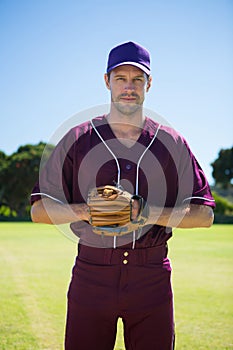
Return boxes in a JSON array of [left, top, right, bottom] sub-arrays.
[[121, 97, 136, 101], [119, 94, 138, 102]]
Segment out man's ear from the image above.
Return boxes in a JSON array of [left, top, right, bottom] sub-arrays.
[[104, 73, 111, 90], [146, 75, 152, 92]]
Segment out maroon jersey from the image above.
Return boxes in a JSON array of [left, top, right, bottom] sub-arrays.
[[31, 116, 215, 248]]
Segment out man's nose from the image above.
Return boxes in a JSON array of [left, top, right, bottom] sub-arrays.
[[124, 81, 135, 91]]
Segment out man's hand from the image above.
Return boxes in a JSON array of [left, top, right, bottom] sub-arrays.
[[31, 198, 90, 225], [147, 204, 214, 228], [87, 185, 149, 236]]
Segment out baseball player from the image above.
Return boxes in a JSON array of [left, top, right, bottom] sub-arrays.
[[30, 41, 215, 350]]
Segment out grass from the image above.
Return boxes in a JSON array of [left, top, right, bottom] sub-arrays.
[[169, 225, 233, 350], [0, 223, 232, 349]]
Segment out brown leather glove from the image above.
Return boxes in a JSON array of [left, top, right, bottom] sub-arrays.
[[87, 185, 149, 236]]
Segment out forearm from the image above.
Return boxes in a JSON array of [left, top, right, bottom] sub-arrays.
[[31, 198, 90, 225], [147, 204, 214, 228]]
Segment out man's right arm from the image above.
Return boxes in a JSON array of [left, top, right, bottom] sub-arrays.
[[31, 198, 90, 225]]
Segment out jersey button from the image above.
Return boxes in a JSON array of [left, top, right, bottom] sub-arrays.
[[126, 164, 132, 170], [123, 259, 128, 265], [124, 251, 129, 257]]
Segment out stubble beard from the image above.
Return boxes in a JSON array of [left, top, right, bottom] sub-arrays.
[[112, 94, 143, 117]]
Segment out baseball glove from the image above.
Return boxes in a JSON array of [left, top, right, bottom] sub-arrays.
[[87, 185, 149, 236]]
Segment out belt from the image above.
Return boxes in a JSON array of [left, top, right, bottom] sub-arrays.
[[78, 244, 168, 266]]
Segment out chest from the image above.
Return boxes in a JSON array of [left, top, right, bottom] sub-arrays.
[[73, 137, 178, 205]]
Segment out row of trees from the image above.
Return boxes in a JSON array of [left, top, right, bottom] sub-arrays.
[[0, 142, 54, 219], [211, 147, 233, 189], [0, 143, 232, 220]]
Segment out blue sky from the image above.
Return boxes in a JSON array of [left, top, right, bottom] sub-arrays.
[[1, 0, 232, 184]]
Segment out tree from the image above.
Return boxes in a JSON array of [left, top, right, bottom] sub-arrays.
[[211, 147, 233, 189], [0, 142, 54, 219], [0, 151, 9, 215], [212, 192, 233, 215]]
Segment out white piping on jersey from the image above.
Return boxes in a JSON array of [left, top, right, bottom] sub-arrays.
[[90, 119, 160, 194], [135, 126, 160, 195], [113, 236, 117, 249], [182, 196, 215, 203], [132, 231, 136, 249], [90, 119, 121, 186], [31, 192, 64, 204], [91, 118, 161, 249]]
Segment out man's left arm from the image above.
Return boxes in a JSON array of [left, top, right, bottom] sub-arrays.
[[146, 204, 214, 229]]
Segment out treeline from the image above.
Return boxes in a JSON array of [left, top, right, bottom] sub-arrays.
[[0, 143, 232, 223], [210, 146, 233, 223], [0, 142, 54, 221]]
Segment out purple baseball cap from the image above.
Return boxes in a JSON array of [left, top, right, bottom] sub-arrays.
[[106, 41, 151, 75]]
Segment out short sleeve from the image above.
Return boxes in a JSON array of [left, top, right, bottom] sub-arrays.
[[30, 129, 76, 205], [176, 137, 215, 208]]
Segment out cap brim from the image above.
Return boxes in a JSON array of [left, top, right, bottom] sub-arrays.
[[107, 61, 150, 75]]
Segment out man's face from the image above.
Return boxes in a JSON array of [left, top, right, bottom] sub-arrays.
[[104, 65, 151, 116]]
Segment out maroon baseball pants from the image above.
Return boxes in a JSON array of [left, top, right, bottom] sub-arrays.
[[65, 244, 175, 350]]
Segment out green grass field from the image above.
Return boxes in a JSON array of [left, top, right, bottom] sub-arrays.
[[0, 223, 232, 350]]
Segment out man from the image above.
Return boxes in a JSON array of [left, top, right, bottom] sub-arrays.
[[30, 41, 215, 350]]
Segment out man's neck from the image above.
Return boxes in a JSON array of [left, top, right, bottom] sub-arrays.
[[106, 108, 146, 147], [107, 104, 145, 130]]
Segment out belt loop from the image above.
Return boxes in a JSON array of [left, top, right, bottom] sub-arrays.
[[104, 248, 113, 265], [140, 249, 147, 265], [145, 248, 148, 264]]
